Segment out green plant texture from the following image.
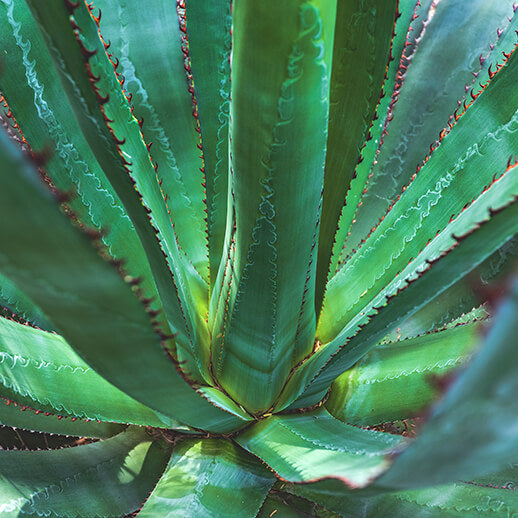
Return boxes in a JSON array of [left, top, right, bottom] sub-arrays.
[[0, 0, 517, 516]]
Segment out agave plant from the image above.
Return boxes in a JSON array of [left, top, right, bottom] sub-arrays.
[[0, 0, 517, 516]]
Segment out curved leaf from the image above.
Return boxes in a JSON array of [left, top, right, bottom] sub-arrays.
[[138, 438, 274, 518], [326, 321, 483, 426], [0, 398, 124, 439], [339, 0, 518, 263], [291, 464, 518, 517], [315, 0, 398, 315], [380, 236, 517, 342], [236, 409, 404, 489], [0, 0, 163, 323], [26, 0, 211, 382], [378, 276, 518, 489], [95, 0, 209, 285], [0, 316, 186, 429], [319, 43, 518, 343], [213, 0, 337, 414], [0, 427, 170, 517], [0, 273, 50, 330], [328, 0, 433, 279], [0, 124, 248, 433], [278, 164, 518, 410]]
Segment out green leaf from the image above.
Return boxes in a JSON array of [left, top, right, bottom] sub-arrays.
[[0, 0, 163, 323], [277, 164, 518, 410], [0, 316, 186, 429], [376, 478, 518, 517], [326, 321, 483, 426], [315, 0, 398, 316], [380, 236, 517, 342], [338, 0, 518, 264], [0, 427, 171, 517], [377, 276, 518, 489], [185, 0, 231, 289], [197, 386, 253, 423], [138, 438, 275, 518], [236, 409, 404, 489], [290, 464, 518, 517], [319, 43, 518, 344], [25, 0, 211, 383], [0, 398, 124, 439], [328, 0, 433, 279], [476, 7, 518, 88], [287, 292, 518, 508], [0, 273, 51, 330], [212, 0, 337, 414], [0, 124, 248, 433], [94, 0, 209, 286], [380, 287, 484, 344]]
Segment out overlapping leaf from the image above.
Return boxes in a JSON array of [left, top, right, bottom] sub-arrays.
[[0, 274, 50, 331], [0, 0, 164, 326], [236, 409, 404, 488], [378, 276, 518, 489], [26, 0, 212, 382], [0, 428, 170, 517], [291, 464, 518, 517], [94, 0, 209, 286], [212, 0, 337, 414], [184, 0, 232, 288], [278, 165, 518, 409], [319, 44, 518, 344], [0, 399, 124, 439], [336, 0, 518, 265], [326, 320, 483, 426], [0, 125, 248, 433], [315, 0, 398, 313], [0, 316, 186, 429], [139, 438, 274, 517], [274, 41, 518, 410]]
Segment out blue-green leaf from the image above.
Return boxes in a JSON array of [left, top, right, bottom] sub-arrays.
[[236, 409, 404, 489], [139, 438, 275, 518], [326, 321, 483, 426], [0, 428, 170, 517], [378, 276, 518, 489], [0, 124, 248, 433], [212, 0, 337, 414]]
